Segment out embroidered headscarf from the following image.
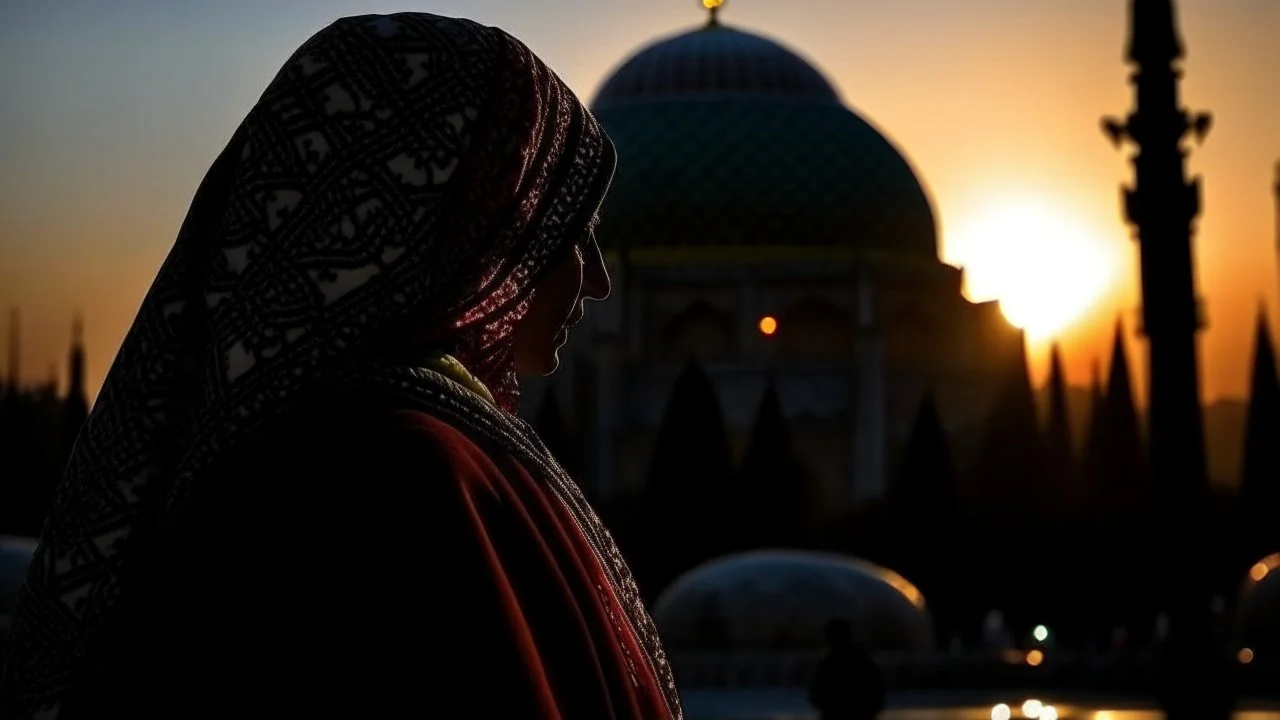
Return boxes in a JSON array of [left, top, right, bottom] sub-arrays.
[[1, 14, 681, 719]]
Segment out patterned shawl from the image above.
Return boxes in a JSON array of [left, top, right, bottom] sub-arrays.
[[0, 14, 681, 719]]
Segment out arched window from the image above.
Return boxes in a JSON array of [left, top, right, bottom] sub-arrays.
[[657, 301, 737, 364], [776, 299, 855, 364]]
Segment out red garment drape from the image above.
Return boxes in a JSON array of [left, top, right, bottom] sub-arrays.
[[64, 400, 672, 719]]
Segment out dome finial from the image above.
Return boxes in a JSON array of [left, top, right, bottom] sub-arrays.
[[702, 0, 726, 26]]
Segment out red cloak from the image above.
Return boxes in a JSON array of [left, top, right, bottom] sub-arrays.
[[64, 399, 674, 719]]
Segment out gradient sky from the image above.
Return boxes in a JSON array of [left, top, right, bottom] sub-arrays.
[[2, 0, 1277, 403]]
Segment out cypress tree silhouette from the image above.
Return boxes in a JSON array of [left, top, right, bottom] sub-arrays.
[[1080, 359, 1107, 500], [970, 335, 1047, 520], [967, 338, 1048, 629], [1235, 305, 1280, 568], [1091, 320, 1152, 641], [630, 360, 734, 599], [1099, 320, 1147, 518], [1045, 342, 1076, 508], [888, 393, 958, 525], [886, 392, 962, 639], [733, 377, 824, 550], [1073, 357, 1121, 643], [533, 384, 581, 480]]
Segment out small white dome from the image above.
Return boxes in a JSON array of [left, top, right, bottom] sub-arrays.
[[0, 535, 38, 617], [652, 549, 932, 653], [1238, 552, 1280, 654]]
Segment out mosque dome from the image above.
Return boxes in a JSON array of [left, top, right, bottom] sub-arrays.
[[651, 549, 934, 653], [590, 17, 938, 258], [0, 536, 37, 626], [593, 20, 840, 107]]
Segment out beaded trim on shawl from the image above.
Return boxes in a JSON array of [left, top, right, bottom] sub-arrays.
[[334, 364, 684, 719]]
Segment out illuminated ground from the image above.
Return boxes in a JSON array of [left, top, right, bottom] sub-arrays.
[[680, 688, 1280, 720]]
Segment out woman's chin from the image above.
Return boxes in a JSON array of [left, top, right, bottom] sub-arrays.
[[539, 349, 562, 377]]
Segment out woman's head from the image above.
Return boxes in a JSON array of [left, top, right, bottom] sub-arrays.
[[253, 13, 619, 408], [1, 13, 614, 717]]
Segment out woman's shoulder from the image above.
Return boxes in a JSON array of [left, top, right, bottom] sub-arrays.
[[286, 401, 498, 472], [214, 399, 520, 520]]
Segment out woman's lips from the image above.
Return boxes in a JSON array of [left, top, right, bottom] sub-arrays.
[[556, 308, 585, 345]]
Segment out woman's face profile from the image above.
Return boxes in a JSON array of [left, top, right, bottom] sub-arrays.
[[514, 234, 611, 377]]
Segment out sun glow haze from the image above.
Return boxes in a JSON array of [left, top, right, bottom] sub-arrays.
[[948, 196, 1120, 344]]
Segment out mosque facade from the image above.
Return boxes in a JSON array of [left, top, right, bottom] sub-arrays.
[[524, 7, 1025, 503]]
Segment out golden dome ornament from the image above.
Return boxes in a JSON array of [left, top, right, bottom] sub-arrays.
[[702, 0, 727, 26]]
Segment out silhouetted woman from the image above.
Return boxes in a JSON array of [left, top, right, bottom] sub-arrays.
[[0, 14, 681, 720]]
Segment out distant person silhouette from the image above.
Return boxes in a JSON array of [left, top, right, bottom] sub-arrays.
[[0, 13, 681, 720], [981, 609, 1013, 650], [808, 618, 887, 720]]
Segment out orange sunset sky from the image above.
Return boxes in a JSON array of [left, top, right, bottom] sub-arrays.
[[1, 0, 1277, 404]]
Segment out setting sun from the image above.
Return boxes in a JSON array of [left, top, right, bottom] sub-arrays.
[[947, 196, 1120, 343]]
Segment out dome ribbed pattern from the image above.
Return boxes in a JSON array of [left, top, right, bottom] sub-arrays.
[[593, 99, 937, 256], [589, 23, 938, 258], [593, 25, 839, 110]]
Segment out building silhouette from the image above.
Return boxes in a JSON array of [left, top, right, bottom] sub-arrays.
[[525, 1, 1025, 511], [0, 311, 90, 537]]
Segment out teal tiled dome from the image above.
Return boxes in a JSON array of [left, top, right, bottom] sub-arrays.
[[593, 24, 840, 108], [590, 24, 937, 259]]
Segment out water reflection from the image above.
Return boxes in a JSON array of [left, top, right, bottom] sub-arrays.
[[878, 709, 1280, 720], [680, 688, 1280, 720]]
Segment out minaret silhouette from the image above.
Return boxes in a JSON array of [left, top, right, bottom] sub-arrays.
[[62, 312, 90, 461], [6, 307, 19, 397], [1101, 1, 1228, 716], [68, 314, 85, 398]]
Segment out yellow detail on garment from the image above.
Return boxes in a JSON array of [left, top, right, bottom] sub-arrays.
[[422, 351, 496, 406]]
